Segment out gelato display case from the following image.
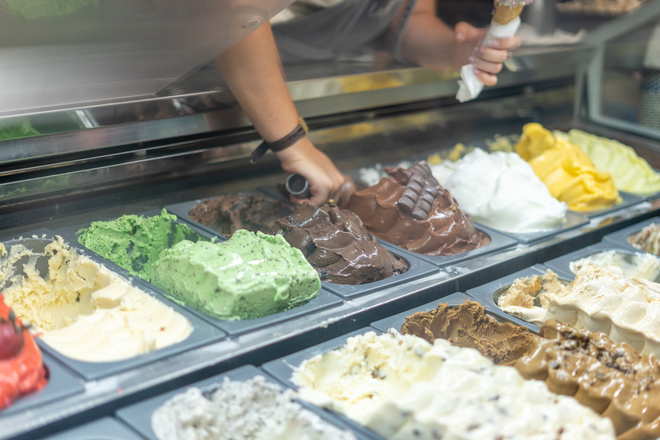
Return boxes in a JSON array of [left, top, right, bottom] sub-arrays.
[[2, 1, 660, 439]]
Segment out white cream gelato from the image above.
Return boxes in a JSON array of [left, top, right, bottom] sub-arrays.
[[0, 237, 192, 362], [293, 330, 614, 440], [498, 265, 660, 356], [429, 149, 568, 233], [570, 250, 660, 281]]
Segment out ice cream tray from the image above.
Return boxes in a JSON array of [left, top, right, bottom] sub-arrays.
[[465, 264, 568, 333], [55, 212, 343, 337], [570, 191, 645, 218], [167, 195, 440, 300], [485, 211, 590, 245], [0, 232, 227, 381], [40, 417, 145, 440], [602, 216, 660, 251], [385, 224, 518, 268], [544, 240, 660, 281], [262, 328, 386, 440], [116, 364, 374, 440]]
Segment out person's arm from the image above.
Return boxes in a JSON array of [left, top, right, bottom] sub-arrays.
[[216, 23, 345, 206], [396, 0, 521, 86]]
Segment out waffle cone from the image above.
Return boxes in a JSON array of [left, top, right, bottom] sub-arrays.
[[492, 4, 524, 24]]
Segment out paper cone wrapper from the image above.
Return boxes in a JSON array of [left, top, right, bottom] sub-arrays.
[[493, 4, 525, 24]]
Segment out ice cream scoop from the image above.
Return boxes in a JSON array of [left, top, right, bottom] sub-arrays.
[[283, 174, 356, 209]]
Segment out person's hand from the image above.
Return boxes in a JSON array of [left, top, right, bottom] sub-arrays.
[[453, 21, 521, 86], [276, 137, 346, 207]]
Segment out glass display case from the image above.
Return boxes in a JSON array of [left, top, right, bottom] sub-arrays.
[[1, 1, 660, 439]]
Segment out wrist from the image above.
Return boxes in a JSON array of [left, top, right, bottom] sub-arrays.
[[251, 118, 308, 164]]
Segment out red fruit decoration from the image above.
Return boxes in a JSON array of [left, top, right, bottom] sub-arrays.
[[0, 294, 48, 410]]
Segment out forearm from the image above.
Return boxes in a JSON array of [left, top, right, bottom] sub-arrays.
[[215, 23, 300, 143], [397, 0, 456, 70]]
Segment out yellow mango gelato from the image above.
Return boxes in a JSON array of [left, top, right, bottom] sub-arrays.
[[516, 123, 620, 212], [555, 129, 660, 195]]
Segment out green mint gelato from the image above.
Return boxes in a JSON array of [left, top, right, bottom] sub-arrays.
[[3, 0, 99, 20], [77, 209, 196, 280], [151, 230, 321, 320], [0, 122, 40, 141]]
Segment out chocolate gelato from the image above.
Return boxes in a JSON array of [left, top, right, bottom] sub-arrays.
[[273, 203, 409, 284], [347, 162, 489, 256], [189, 194, 295, 236], [403, 299, 660, 439], [516, 320, 660, 440], [401, 300, 535, 365]]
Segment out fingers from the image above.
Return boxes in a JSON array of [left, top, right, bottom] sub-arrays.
[[473, 68, 498, 87], [491, 35, 521, 51], [454, 21, 487, 42]]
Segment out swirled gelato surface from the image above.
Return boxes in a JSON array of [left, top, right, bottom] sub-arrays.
[[516, 123, 621, 212], [0, 237, 192, 362], [273, 203, 408, 284], [569, 250, 660, 281], [628, 223, 660, 256], [497, 266, 660, 357], [348, 162, 489, 256], [429, 149, 568, 233], [293, 330, 614, 440]]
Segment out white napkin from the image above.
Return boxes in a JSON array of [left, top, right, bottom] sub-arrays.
[[456, 17, 522, 103]]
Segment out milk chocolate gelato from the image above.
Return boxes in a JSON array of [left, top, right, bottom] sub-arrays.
[[516, 320, 660, 440], [347, 162, 490, 256], [189, 193, 295, 236], [273, 203, 409, 284], [401, 300, 535, 365]]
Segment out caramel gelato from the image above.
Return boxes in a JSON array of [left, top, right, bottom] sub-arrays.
[[347, 162, 489, 256], [401, 300, 535, 364], [273, 203, 409, 284]]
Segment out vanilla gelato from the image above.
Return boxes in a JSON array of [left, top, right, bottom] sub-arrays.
[[0, 237, 192, 362], [429, 149, 568, 233]]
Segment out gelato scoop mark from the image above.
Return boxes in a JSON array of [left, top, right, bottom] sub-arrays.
[[348, 162, 490, 256], [293, 330, 614, 440], [401, 300, 535, 365], [151, 230, 321, 321], [628, 223, 660, 256], [497, 266, 660, 357], [273, 203, 409, 285], [78, 209, 195, 280], [429, 149, 568, 233], [152, 375, 356, 440], [569, 250, 660, 281], [0, 237, 192, 363], [516, 123, 621, 212], [0, 294, 48, 411], [188, 194, 295, 236]]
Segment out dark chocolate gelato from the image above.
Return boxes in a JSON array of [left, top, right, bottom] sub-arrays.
[[273, 203, 409, 284], [189, 193, 295, 236], [347, 163, 489, 256]]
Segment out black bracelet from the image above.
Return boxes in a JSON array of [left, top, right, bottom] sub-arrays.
[[251, 118, 308, 164]]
